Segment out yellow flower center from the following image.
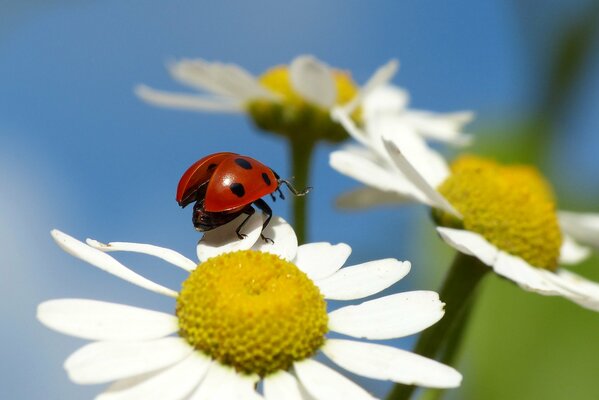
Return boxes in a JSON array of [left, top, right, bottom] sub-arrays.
[[246, 65, 360, 143], [259, 66, 358, 106], [435, 155, 562, 271], [176, 250, 328, 376]]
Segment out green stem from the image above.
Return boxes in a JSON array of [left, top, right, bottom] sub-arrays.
[[288, 137, 316, 244], [387, 253, 489, 400]]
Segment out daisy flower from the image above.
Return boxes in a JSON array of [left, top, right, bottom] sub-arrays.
[[330, 109, 599, 311], [135, 55, 397, 143], [38, 214, 462, 399]]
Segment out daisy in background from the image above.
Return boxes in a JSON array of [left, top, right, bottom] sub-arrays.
[[38, 214, 462, 400], [330, 107, 599, 311], [136, 55, 397, 143]]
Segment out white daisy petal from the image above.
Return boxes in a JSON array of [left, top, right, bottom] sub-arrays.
[[559, 211, 599, 248], [559, 235, 592, 265], [37, 299, 178, 341], [539, 269, 599, 310], [316, 259, 410, 300], [135, 85, 242, 113], [86, 239, 197, 272], [96, 353, 211, 400], [436, 227, 499, 267], [382, 138, 461, 217], [197, 212, 263, 262], [294, 242, 351, 281], [330, 150, 427, 203], [342, 60, 399, 115], [294, 359, 376, 400], [290, 55, 336, 108], [251, 216, 298, 261], [263, 371, 304, 400], [377, 118, 450, 187], [402, 110, 474, 146], [328, 291, 445, 339], [51, 230, 177, 298], [217, 63, 278, 101], [336, 187, 413, 209], [362, 85, 409, 119], [331, 107, 371, 147], [323, 339, 462, 388], [168, 59, 235, 97], [188, 363, 261, 400], [493, 251, 563, 295], [65, 337, 193, 385]]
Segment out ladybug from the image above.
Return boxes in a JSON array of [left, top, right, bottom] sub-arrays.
[[176, 152, 310, 241]]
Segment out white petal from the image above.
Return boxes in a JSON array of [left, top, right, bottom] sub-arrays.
[[135, 85, 242, 113], [559, 235, 592, 265], [323, 339, 462, 388], [251, 216, 298, 261], [51, 230, 177, 297], [362, 84, 410, 118], [65, 337, 193, 384], [263, 371, 304, 400], [328, 291, 445, 339], [331, 107, 371, 147], [294, 242, 351, 281], [316, 259, 410, 300], [559, 211, 599, 248], [336, 187, 412, 210], [96, 353, 211, 400], [382, 138, 461, 217], [376, 117, 450, 187], [436, 227, 499, 267], [294, 359, 376, 400], [540, 269, 599, 310], [197, 212, 263, 262], [493, 251, 564, 295], [188, 363, 261, 400], [402, 110, 474, 146], [169, 59, 276, 101], [341, 60, 399, 115], [290, 55, 336, 108], [37, 299, 178, 341], [329, 150, 426, 203], [86, 239, 197, 272]]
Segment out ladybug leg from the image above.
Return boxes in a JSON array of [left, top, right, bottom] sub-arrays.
[[253, 199, 274, 243], [278, 179, 311, 196], [235, 206, 256, 240], [276, 187, 285, 200], [270, 193, 277, 202]]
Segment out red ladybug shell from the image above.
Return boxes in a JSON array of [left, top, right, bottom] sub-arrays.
[[176, 152, 279, 212], [204, 155, 278, 212], [176, 152, 237, 207]]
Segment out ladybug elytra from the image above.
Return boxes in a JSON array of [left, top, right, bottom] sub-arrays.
[[176, 152, 310, 241]]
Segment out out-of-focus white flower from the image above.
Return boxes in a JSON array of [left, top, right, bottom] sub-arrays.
[[39, 214, 462, 399], [330, 113, 599, 310], [136, 55, 397, 143]]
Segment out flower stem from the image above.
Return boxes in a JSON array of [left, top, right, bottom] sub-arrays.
[[288, 137, 316, 244], [386, 252, 490, 400]]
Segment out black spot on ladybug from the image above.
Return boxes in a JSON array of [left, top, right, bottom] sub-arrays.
[[207, 163, 217, 171], [234, 158, 253, 170], [262, 173, 272, 186], [230, 182, 245, 197]]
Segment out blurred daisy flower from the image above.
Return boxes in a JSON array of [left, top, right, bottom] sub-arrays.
[[136, 55, 397, 143], [330, 110, 599, 310], [39, 214, 462, 399]]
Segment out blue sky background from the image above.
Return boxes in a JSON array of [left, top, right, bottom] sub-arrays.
[[1, 1, 599, 399]]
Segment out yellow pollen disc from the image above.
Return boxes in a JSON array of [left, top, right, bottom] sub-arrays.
[[245, 65, 360, 143], [435, 155, 562, 271], [176, 250, 328, 376], [258, 65, 359, 107]]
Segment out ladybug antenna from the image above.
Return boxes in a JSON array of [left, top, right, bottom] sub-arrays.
[[278, 179, 311, 196]]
